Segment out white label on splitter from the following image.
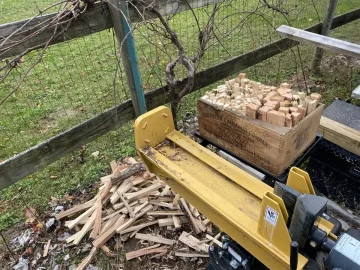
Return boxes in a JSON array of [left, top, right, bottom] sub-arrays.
[[265, 206, 278, 226], [334, 234, 360, 265]]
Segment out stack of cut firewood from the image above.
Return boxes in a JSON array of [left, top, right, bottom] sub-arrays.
[[201, 73, 322, 127], [56, 158, 216, 269]]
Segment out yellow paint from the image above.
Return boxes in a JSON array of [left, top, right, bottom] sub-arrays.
[[134, 106, 308, 269], [166, 131, 271, 199], [134, 106, 174, 150], [287, 167, 315, 195], [315, 216, 337, 240], [258, 192, 291, 257]]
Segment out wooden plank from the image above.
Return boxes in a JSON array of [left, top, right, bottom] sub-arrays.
[[125, 246, 168, 261], [135, 233, 175, 245], [277, 25, 360, 58], [0, 2, 113, 59], [0, 0, 224, 59], [318, 116, 360, 156], [1, 9, 359, 190]]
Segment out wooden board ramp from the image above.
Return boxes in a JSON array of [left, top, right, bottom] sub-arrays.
[[318, 100, 360, 156]]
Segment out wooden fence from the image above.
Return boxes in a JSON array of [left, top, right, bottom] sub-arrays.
[[1, 1, 360, 189]]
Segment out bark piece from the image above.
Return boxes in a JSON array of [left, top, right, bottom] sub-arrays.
[[111, 163, 146, 185]]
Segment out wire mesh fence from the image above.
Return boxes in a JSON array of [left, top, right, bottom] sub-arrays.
[[1, 0, 359, 162], [0, 0, 359, 230]]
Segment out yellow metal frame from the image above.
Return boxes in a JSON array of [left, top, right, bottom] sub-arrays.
[[134, 106, 308, 269], [287, 167, 315, 195]]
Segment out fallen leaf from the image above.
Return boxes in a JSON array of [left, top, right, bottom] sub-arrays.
[[25, 208, 38, 224], [23, 247, 33, 256]]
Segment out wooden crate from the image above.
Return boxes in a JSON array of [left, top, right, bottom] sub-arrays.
[[198, 100, 324, 176]]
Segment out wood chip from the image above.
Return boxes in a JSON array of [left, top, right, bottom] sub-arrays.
[[93, 215, 126, 248], [291, 112, 301, 126], [43, 239, 51, 257], [55, 197, 96, 220], [178, 231, 209, 252], [76, 247, 97, 270], [66, 204, 97, 230], [89, 199, 102, 239], [158, 217, 188, 227], [267, 110, 286, 126], [125, 183, 163, 201], [101, 245, 116, 257], [205, 234, 222, 247], [119, 193, 135, 218], [173, 216, 181, 229], [180, 199, 201, 234], [172, 194, 181, 206], [116, 205, 153, 233], [135, 233, 176, 245]]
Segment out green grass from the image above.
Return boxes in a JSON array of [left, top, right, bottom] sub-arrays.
[[0, 0, 360, 231]]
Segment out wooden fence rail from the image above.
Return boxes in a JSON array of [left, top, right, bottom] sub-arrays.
[[0, 0, 223, 59], [1, 6, 360, 189]]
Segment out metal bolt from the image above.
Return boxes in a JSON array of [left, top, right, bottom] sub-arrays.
[[209, 246, 214, 252], [222, 242, 229, 250], [218, 250, 224, 257], [221, 234, 230, 242], [230, 259, 240, 269]]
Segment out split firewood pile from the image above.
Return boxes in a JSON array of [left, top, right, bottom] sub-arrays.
[[55, 157, 219, 269], [201, 73, 322, 127]]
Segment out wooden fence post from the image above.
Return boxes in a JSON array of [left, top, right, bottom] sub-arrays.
[[108, 0, 147, 116], [312, 0, 338, 74]]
